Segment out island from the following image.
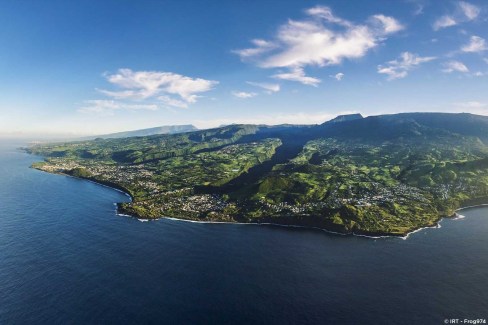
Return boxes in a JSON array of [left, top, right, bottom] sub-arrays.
[[26, 112, 488, 237]]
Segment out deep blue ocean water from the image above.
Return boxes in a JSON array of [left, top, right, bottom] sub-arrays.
[[0, 141, 487, 324]]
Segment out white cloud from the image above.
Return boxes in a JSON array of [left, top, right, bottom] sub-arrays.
[[81, 69, 218, 113], [459, 1, 480, 20], [158, 96, 189, 108], [78, 100, 158, 114], [442, 60, 469, 73], [433, 16, 458, 30], [232, 91, 258, 99], [331, 72, 345, 81], [370, 14, 405, 34], [99, 68, 218, 105], [272, 67, 321, 86], [378, 52, 436, 80], [433, 2, 480, 30], [246, 81, 281, 93], [305, 6, 352, 27], [232, 39, 277, 59], [234, 6, 403, 85], [260, 20, 384, 68], [461, 36, 487, 53]]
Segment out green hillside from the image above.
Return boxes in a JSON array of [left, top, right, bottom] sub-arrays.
[[27, 112, 488, 236]]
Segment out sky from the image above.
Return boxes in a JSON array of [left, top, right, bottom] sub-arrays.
[[0, 0, 487, 137]]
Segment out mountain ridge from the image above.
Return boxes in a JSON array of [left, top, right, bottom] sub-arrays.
[[83, 124, 198, 140]]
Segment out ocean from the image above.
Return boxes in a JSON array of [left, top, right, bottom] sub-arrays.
[[0, 141, 487, 324]]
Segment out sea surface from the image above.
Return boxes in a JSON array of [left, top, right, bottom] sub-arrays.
[[0, 140, 487, 324]]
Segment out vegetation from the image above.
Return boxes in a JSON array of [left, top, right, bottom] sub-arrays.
[[27, 113, 488, 236]]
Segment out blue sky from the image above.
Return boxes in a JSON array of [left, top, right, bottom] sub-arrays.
[[0, 0, 487, 137]]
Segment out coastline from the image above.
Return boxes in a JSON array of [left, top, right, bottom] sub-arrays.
[[115, 192, 488, 240], [456, 203, 488, 211], [119, 214, 445, 240], [75, 176, 133, 201], [30, 162, 488, 240], [161, 215, 443, 240], [32, 167, 134, 201]]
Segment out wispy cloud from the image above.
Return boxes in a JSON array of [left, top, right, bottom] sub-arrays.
[[413, 4, 424, 16], [406, 0, 427, 16], [330, 72, 345, 81], [433, 16, 458, 30], [192, 110, 360, 129], [305, 6, 352, 27], [452, 101, 488, 115], [377, 52, 436, 80], [433, 1, 480, 30], [459, 1, 480, 20], [158, 96, 189, 108], [246, 81, 281, 93], [98, 68, 218, 107], [461, 36, 487, 53], [78, 100, 158, 115], [232, 91, 258, 99], [370, 14, 404, 34], [442, 60, 469, 73], [272, 67, 321, 86], [456, 101, 487, 108], [234, 5, 403, 85], [232, 39, 277, 58]]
